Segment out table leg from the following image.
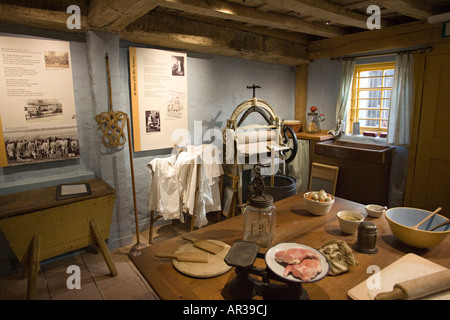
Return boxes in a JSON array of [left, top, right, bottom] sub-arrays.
[[90, 219, 118, 277], [26, 235, 40, 300]]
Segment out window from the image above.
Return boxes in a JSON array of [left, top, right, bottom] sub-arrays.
[[348, 62, 395, 135]]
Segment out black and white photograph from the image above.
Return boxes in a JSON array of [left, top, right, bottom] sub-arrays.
[[171, 56, 185, 76], [44, 50, 70, 68], [24, 99, 63, 121], [3, 125, 80, 166], [145, 110, 160, 132]]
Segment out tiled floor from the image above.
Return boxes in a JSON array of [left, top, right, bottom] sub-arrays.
[[0, 215, 219, 300]]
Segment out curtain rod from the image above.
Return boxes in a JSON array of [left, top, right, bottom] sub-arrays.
[[330, 46, 433, 62]]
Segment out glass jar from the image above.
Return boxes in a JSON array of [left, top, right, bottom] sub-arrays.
[[305, 112, 321, 133], [243, 194, 276, 247]]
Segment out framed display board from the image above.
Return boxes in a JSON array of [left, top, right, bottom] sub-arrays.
[[0, 36, 79, 167], [129, 47, 188, 152]]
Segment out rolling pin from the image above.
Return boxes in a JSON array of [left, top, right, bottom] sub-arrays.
[[375, 269, 450, 300]]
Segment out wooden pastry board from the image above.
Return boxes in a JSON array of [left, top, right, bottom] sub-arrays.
[[348, 253, 450, 300], [172, 240, 232, 278]]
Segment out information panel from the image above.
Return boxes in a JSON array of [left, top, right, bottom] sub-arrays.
[[0, 36, 79, 167], [129, 47, 188, 151]]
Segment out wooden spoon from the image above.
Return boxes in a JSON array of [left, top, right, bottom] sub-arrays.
[[411, 207, 442, 230], [429, 219, 450, 231]]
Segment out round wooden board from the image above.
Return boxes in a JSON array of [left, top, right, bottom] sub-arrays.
[[172, 240, 232, 278]]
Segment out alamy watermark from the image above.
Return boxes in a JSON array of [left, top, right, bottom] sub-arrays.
[[66, 5, 81, 30], [366, 5, 381, 30], [66, 265, 81, 290]]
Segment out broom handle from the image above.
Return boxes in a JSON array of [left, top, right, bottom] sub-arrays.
[[105, 53, 113, 112], [127, 116, 140, 244]]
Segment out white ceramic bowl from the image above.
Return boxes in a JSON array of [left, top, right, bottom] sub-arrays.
[[385, 207, 450, 248], [303, 192, 335, 216], [337, 211, 364, 234], [365, 204, 387, 218]]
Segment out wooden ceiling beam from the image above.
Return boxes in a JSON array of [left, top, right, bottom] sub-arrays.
[[263, 0, 370, 29], [375, 0, 434, 20], [307, 21, 445, 60], [159, 0, 344, 38], [0, 3, 86, 32], [184, 14, 312, 44], [121, 12, 309, 66], [87, 0, 159, 32]]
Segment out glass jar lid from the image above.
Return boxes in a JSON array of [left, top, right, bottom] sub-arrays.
[[248, 193, 273, 208]]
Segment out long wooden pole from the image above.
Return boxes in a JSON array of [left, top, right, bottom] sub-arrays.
[[126, 116, 141, 245]]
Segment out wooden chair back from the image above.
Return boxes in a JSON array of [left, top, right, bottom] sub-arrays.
[[309, 162, 339, 195]]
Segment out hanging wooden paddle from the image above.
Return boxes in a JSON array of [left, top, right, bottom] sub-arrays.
[[95, 53, 145, 254]]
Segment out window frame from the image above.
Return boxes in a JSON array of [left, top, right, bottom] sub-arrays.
[[347, 61, 396, 135]]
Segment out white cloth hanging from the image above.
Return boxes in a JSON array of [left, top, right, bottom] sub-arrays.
[[185, 144, 223, 228], [147, 144, 223, 229], [147, 155, 181, 221]]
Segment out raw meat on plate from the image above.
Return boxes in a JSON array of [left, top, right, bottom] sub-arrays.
[[274, 248, 319, 265], [283, 258, 322, 281]]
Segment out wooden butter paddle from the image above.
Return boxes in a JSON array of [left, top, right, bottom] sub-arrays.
[[182, 235, 224, 254], [155, 252, 209, 263]]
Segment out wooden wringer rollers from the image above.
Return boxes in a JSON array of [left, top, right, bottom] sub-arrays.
[[95, 53, 145, 255]]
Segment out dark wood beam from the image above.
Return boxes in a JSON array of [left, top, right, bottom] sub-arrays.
[[159, 0, 344, 38], [87, 0, 159, 32], [121, 12, 308, 66]]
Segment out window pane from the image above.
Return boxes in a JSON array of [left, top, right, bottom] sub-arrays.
[[360, 119, 379, 128], [359, 90, 381, 99], [360, 70, 382, 77], [359, 99, 380, 108], [383, 76, 394, 87], [382, 99, 391, 109], [359, 77, 382, 88], [382, 110, 389, 119], [383, 69, 394, 77], [358, 109, 380, 119], [381, 120, 388, 128], [382, 90, 392, 98]]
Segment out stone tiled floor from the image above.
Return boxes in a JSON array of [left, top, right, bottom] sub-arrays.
[[0, 215, 219, 300]]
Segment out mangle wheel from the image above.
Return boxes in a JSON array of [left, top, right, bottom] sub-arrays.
[[280, 124, 298, 164]]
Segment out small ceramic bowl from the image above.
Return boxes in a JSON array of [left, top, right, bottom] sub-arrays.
[[365, 204, 387, 218], [304, 192, 335, 216], [337, 211, 364, 235]]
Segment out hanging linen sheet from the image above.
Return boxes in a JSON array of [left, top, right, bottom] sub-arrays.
[[147, 144, 223, 229], [147, 154, 181, 221]]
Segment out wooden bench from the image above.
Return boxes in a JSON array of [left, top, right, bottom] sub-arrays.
[[0, 177, 117, 299]]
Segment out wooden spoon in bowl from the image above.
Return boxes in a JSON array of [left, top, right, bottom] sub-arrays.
[[429, 219, 450, 231], [411, 207, 442, 230]]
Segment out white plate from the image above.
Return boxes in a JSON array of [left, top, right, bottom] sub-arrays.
[[265, 242, 329, 283]]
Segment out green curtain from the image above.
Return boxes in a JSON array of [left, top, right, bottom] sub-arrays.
[[328, 58, 355, 137], [387, 53, 414, 146]]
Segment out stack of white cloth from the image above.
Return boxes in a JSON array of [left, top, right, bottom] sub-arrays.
[[147, 144, 223, 229]]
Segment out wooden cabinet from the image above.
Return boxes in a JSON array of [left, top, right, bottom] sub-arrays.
[[310, 140, 393, 206]]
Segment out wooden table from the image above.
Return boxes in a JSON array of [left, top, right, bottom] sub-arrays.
[[0, 178, 117, 299], [130, 194, 450, 300]]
